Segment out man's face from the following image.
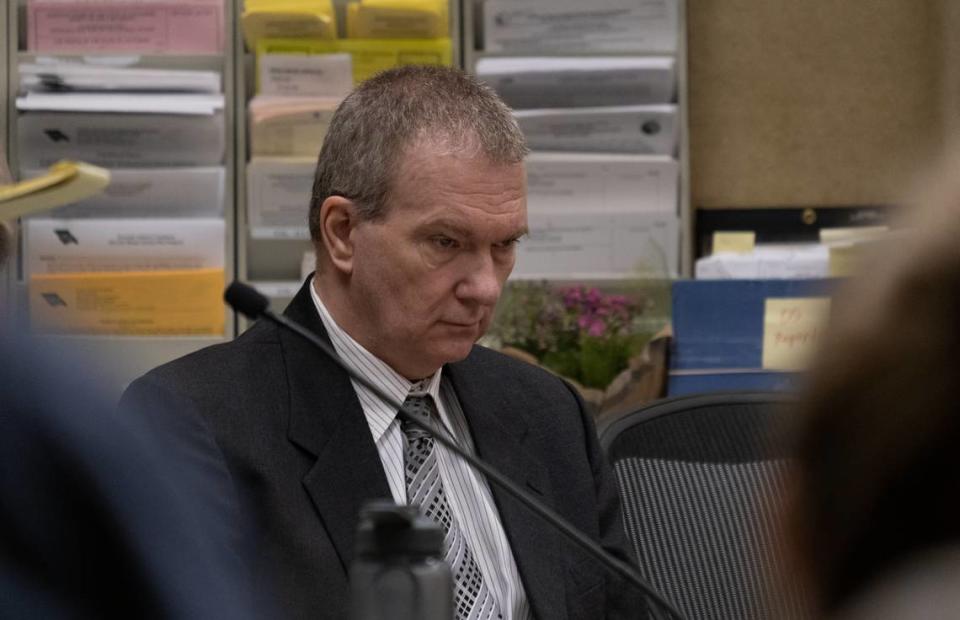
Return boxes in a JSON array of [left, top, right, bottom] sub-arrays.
[[346, 146, 527, 379]]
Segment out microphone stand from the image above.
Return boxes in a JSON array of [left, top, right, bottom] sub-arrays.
[[226, 282, 686, 620]]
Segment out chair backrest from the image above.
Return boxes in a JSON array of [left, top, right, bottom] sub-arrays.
[[599, 392, 811, 620]]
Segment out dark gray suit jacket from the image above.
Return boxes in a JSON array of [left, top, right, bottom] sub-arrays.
[[121, 280, 648, 620]]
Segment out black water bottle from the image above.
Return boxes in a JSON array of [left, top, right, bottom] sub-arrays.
[[351, 501, 452, 620]]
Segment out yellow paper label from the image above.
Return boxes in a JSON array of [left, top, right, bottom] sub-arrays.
[[828, 244, 862, 277], [241, 0, 337, 49], [346, 0, 447, 39], [257, 37, 452, 85], [761, 297, 831, 370], [819, 226, 889, 244], [29, 268, 225, 336], [712, 231, 756, 255]]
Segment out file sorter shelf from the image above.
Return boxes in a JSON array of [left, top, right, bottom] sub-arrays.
[[235, 0, 464, 329], [3, 0, 238, 397], [461, 0, 693, 277]]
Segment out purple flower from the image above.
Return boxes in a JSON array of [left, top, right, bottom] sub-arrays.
[[587, 319, 606, 338]]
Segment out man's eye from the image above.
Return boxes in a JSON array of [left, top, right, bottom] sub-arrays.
[[494, 237, 521, 250], [432, 236, 458, 250]]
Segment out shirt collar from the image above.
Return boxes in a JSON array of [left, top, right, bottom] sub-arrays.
[[309, 280, 443, 438]]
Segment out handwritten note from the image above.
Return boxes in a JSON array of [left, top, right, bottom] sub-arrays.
[[712, 231, 756, 255], [762, 297, 831, 370]]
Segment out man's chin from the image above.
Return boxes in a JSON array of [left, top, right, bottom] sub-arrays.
[[431, 341, 476, 368]]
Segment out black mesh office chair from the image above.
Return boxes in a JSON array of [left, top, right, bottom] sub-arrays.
[[599, 392, 811, 619]]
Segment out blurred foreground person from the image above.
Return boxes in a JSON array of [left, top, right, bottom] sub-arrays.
[[0, 236, 257, 618], [790, 160, 960, 619]]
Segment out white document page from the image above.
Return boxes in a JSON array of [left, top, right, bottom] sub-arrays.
[[17, 92, 224, 115], [259, 53, 353, 97], [476, 56, 675, 108]]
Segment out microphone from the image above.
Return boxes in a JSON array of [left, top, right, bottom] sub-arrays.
[[225, 281, 686, 620]]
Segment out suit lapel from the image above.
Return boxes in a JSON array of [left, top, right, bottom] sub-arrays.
[[280, 279, 392, 572], [447, 354, 569, 620]]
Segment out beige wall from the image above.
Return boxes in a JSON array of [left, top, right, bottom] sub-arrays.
[[688, 0, 948, 209]]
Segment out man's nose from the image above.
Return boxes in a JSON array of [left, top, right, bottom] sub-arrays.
[[455, 251, 504, 306]]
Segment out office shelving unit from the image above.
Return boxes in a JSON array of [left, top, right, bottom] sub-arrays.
[[461, 0, 692, 277], [234, 0, 463, 327], [3, 0, 237, 396]]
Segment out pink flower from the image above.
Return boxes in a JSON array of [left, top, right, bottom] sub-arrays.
[[587, 319, 606, 338]]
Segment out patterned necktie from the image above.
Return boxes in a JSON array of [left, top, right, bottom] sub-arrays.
[[401, 392, 503, 620]]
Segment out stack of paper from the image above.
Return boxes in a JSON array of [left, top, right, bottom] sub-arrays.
[[477, 16, 681, 277], [476, 56, 675, 110], [346, 0, 448, 39], [242, 0, 337, 50], [17, 90, 225, 168], [695, 245, 832, 280], [25, 218, 226, 335], [20, 63, 222, 94], [258, 53, 354, 97], [514, 105, 677, 155], [515, 153, 680, 278], [16, 61, 229, 335], [26, 0, 226, 54], [483, 0, 679, 54], [24, 218, 225, 277], [21, 167, 225, 218], [257, 37, 453, 85], [247, 157, 316, 239], [29, 268, 226, 335], [526, 153, 678, 212], [249, 96, 341, 157]]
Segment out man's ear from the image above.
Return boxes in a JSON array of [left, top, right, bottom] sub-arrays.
[[319, 195, 358, 275]]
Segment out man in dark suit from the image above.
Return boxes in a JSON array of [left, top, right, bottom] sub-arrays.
[[122, 65, 647, 619]]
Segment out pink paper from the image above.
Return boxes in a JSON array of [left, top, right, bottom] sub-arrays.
[[28, 1, 225, 54]]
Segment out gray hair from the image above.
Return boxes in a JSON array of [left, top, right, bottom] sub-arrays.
[[308, 65, 528, 242]]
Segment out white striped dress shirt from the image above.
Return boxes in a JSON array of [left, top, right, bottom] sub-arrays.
[[310, 283, 532, 620]]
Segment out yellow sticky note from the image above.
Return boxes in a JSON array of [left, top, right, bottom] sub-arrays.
[[819, 226, 888, 244], [762, 297, 831, 370], [828, 244, 862, 277], [712, 231, 756, 255], [29, 268, 226, 336]]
